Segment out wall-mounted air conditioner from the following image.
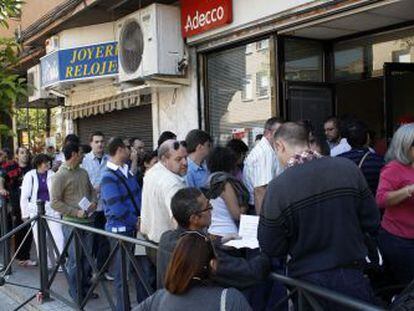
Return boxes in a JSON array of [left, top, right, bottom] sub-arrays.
[[27, 65, 50, 102], [117, 4, 184, 83]]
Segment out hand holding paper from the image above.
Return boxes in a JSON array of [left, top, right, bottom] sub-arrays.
[[78, 197, 95, 217], [224, 215, 259, 249]]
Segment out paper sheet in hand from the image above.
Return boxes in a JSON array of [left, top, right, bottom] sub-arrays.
[[78, 197, 91, 211], [224, 215, 259, 249]]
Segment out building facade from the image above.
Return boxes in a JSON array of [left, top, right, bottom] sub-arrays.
[[16, 0, 414, 149]]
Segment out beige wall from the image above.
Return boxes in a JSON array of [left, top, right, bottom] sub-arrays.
[[0, 0, 64, 38]]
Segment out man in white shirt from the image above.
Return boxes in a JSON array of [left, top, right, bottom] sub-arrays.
[[324, 117, 351, 156], [141, 140, 187, 244], [81, 131, 113, 281], [243, 117, 284, 214]]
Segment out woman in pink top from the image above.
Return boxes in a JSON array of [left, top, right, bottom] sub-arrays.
[[376, 123, 414, 286]]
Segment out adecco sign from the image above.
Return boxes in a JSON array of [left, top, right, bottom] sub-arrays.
[[181, 0, 233, 38]]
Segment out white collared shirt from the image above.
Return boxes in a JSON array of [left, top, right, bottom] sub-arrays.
[[106, 161, 130, 178], [140, 162, 186, 243], [243, 137, 281, 205], [330, 138, 351, 157], [82, 152, 109, 212]]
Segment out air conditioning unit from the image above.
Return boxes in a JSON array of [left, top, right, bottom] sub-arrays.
[[117, 4, 184, 83], [27, 65, 50, 102], [45, 36, 59, 54]]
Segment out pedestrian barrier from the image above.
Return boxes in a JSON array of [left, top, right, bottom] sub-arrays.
[[0, 196, 388, 310]]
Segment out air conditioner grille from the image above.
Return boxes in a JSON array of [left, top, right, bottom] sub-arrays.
[[120, 19, 144, 74]]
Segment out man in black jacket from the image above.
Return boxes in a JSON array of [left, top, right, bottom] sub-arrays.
[[157, 187, 270, 290], [258, 122, 381, 307]]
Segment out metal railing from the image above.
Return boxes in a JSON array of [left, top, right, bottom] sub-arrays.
[[0, 198, 157, 310], [0, 196, 393, 311], [269, 273, 385, 311]]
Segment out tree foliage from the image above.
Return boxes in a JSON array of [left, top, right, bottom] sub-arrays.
[[0, 0, 26, 139], [0, 0, 23, 28]]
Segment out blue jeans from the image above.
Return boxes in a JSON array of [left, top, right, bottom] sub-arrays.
[[378, 228, 414, 286], [298, 267, 375, 310], [62, 225, 94, 303], [243, 251, 287, 311], [135, 255, 156, 303], [93, 211, 110, 271]]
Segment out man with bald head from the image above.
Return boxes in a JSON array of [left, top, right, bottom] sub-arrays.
[[258, 122, 380, 307], [140, 140, 188, 245]]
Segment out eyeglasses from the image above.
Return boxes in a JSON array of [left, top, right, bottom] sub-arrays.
[[196, 202, 213, 215]]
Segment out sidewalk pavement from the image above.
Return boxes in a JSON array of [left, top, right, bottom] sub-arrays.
[[0, 263, 138, 311]]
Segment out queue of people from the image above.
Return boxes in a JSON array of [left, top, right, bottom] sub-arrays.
[[0, 115, 413, 311]]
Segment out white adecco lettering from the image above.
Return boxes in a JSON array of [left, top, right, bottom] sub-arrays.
[[185, 6, 225, 33]]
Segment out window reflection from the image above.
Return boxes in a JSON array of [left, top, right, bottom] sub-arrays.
[[284, 38, 323, 82], [334, 28, 414, 80], [207, 39, 273, 147]]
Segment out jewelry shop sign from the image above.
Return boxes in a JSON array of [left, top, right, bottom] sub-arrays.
[[41, 41, 118, 87]]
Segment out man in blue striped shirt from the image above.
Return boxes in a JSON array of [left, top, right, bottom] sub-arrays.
[[101, 137, 141, 310]]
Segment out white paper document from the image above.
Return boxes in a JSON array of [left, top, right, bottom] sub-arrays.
[[78, 197, 91, 211], [224, 215, 259, 249]]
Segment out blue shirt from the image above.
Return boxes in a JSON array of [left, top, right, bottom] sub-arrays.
[[81, 152, 109, 211], [185, 157, 209, 189], [101, 162, 140, 233]]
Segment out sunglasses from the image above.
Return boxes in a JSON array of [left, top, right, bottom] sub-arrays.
[[173, 140, 187, 150]]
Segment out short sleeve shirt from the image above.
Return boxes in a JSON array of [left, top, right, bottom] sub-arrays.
[[243, 138, 280, 205]]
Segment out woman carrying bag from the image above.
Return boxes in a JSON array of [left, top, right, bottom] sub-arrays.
[[20, 153, 64, 270]]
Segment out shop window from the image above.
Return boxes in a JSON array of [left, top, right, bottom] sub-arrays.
[[256, 39, 269, 51], [256, 72, 269, 98], [245, 43, 254, 55], [393, 50, 411, 63], [334, 47, 364, 80], [242, 75, 253, 101], [284, 38, 323, 82], [206, 38, 274, 147], [334, 27, 414, 80]]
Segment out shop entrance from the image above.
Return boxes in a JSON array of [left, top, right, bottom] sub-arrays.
[[384, 62, 414, 138], [336, 78, 384, 141], [285, 82, 334, 137]]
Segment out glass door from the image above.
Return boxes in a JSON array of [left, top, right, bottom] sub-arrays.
[[284, 82, 335, 137], [384, 62, 414, 140]]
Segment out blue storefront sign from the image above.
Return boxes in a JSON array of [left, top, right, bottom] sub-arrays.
[[41, 41, 118, 87]]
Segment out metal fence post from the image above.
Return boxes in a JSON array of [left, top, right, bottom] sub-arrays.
[[37, 200, 50, 300], [0, 196, 11, 274], [74, 229, 83, 308]]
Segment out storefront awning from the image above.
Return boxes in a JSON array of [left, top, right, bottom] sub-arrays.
[[15, 97, 64, 109], [63, 91, 151, 120], [279, 0, 414, 40]]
